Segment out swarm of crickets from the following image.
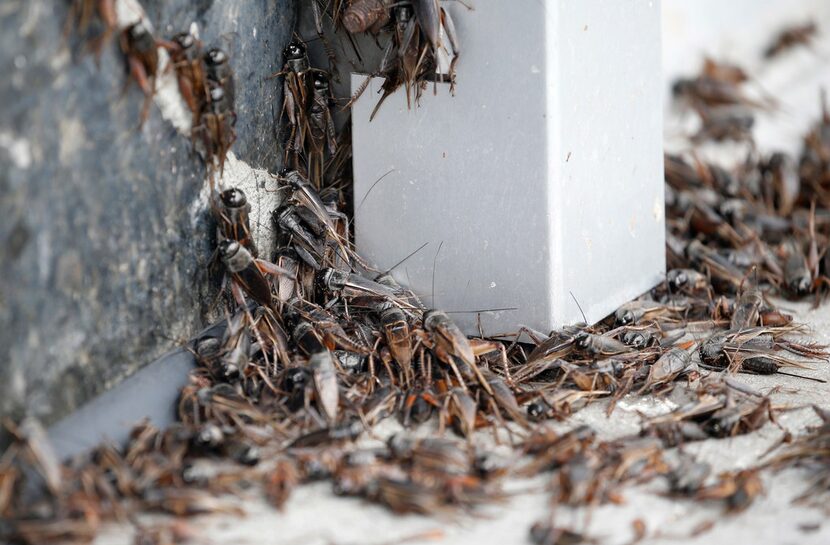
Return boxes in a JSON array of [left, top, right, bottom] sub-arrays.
[[2, 4, 830, 544]]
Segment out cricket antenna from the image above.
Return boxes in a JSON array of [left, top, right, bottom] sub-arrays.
[[299, 35, 324, 44], [432, 241, 444, 307], [383, 242, 429, 276], [445, 307, 519, 314], [776, 370, 827, 383], [290, 32, 323, 45], [569, 291, 588, 324], [356, 168, 396, 212]]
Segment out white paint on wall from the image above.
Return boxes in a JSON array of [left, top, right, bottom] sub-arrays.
[[0, 131, 32, 169], [110, 0, 280, 251]]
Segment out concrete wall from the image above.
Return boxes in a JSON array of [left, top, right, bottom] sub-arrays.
[[0, 0, 295, 447]]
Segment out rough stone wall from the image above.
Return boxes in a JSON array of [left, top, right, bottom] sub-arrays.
[[0, 0, 295, 445]]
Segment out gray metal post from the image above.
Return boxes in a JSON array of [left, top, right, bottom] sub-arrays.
[[351, 0, 665, 335]]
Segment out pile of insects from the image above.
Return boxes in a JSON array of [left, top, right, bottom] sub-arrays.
[[2, 3, 830, 544]]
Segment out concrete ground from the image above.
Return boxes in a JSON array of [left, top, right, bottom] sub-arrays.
[[92, 2, 830, 544], [90, 304, 830, 545]]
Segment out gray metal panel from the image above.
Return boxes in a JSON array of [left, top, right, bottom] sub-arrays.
[[47, 317, 229, 460], [48, 344, 196, 460]]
